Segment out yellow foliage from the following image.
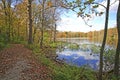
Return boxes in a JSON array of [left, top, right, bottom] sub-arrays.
[[47, 1, 52, 7]]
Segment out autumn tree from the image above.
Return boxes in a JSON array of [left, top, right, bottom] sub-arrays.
[[36, 0, 64, 48], [0, 0, 22, 42], [15, 0, 28, 41], [38, 0, 46, 48], [47, 0, 61, 42], [32, 3, 38, 43], [1, 0, 13, 41]]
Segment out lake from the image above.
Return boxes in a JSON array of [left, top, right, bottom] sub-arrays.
[[56, 38, 115, 70]]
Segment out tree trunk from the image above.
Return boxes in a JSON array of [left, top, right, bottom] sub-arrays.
[[53, 24, 57, 42], [8, 2, 11, 41], [40, 28, 44, 48], [28, 0, 33, 44], [17, 23, 20, 40], [26, 19, 28, 41], [40, 0, 45, 48], [114, 1, 120, 79], [33, 28, 37, 43], [99, 0, 110, 80]]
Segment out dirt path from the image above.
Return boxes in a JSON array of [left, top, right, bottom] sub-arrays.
[[0, 44, 52, 80]]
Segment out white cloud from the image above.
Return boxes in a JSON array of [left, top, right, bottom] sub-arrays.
[[97, 0, 119, 12], [57, 12, 106, 32], [57, 14, 91, 32], [57, 0, 117, 32]]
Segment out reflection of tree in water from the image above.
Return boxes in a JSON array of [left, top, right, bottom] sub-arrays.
[[56, 38, 116, 71]]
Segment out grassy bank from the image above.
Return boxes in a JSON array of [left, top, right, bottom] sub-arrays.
[[26, 42, 98, 80], [26, 41, 119, 80]]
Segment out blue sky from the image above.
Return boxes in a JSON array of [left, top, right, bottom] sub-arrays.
[[57, 0, 119, 32]]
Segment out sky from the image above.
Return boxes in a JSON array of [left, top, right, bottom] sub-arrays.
[[57, 0, 119, 32]]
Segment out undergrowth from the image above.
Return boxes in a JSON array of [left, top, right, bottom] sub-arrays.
[[24, 42, 118, 80], [27, 43, 98, 80]]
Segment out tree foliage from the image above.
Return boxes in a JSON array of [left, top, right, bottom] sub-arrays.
[[0, 0, 119, 79]]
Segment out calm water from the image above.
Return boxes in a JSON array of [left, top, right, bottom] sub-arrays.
[[56, 38, 114, 70]]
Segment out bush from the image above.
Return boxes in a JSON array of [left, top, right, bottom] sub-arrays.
[[68, 44, 79, 50], [0, 34, 9, 50], [91, 44, 100, 53]]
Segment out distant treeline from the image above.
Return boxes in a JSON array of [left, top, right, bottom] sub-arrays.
[[57, 27, 118, 46]]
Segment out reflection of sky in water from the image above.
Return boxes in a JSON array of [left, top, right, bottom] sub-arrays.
[[56, 50, 99, 70], [57, 38, 115, 70]]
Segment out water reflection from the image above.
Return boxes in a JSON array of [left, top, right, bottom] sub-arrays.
[[57, 38, 92, 45], [56, 38, 115, 70], [56, 49, 99, 70]]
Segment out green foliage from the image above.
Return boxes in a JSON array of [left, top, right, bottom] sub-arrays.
[[11, 36, 26, 44], [49, 42, 58, 48], [79, 44, 89, 51], [0, 42, 6, 50], [43, 32, 51, 46], [90, 44, 100, 53], [0, 33, 7, 42], [93, 5, 99, 8], [103, 49, 115, 65], [68, 44, 80, 50], [79, 44, 100, 53], [53, 72, 69, 80], [0, 34, 9, 50], [25, 44, 41, 53]]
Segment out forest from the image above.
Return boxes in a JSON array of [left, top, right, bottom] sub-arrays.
[[57, 27, 118, 46], [0, 0, 120, 80]]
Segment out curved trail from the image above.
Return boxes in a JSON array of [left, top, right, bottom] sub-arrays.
[[0, 44, 51, 80]]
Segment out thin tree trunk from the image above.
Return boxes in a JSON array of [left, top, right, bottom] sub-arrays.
[[49, 29, 52, 42], [40, 27, 44, 48], [33, 28, 37, 43], [40, 0, 45, 48], [28, 0, 33, 44], [26, 19, 28, 41], [114, 1, 120, 79], [10, 9, 14, 41], [8, 2, 11, 41], [53, 24, 57, 42], [17, 24, 20, 40], [99, 0, 110, 80]]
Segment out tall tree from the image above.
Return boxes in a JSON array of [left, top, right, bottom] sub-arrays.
[[14, 0, 28, 40], [28, 0, 33, 44], [39, 0, 46, 48], [53, 23, 57, 42], [1, 0, 11, 41], [114, 1, 120, 79], [1, 0, 19, 41], [99, 0, 110, 80], [38, 0, 62, 48]]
